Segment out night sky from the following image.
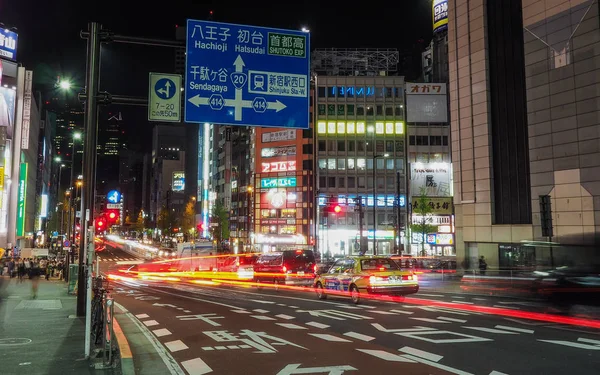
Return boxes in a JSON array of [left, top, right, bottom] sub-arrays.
[[3, 0, 433, 151]]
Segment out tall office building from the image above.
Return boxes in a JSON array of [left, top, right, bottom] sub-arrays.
[[97, 111, 125, 191], [313, 49, 407, 256], [448, 0, 600, 270]]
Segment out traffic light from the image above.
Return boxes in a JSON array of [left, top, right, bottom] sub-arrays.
[[333, 205, 342, 214], [323, 197, 343, 214], [106, 209, 120, 224], [96, 217, 106, 232], [197, 222, 206, 231]]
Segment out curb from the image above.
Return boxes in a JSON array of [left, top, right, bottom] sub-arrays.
[[113, 316, 136, 375]]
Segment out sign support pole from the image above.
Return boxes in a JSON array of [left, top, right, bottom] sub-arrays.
[[78, 22, 100, 326]]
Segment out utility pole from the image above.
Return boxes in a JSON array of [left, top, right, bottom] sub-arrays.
[[79, 22, 101, 359], [396, 171, 402, 255]]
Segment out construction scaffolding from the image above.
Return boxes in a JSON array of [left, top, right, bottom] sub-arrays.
[[311, 48, 399, 76]]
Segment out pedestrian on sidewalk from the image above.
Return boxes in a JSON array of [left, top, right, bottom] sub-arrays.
[[17, 258, 25, 282], [30, 260, 41, 299], [479, 256, 487, 276]]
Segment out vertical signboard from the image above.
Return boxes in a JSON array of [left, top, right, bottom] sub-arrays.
[[16, 162, 27, 236], [148, 72, 182, 122], [406, 83, 448, 123], [433, 0, 449, 33], [172, 171, 185, 191], [21, 70, 33, 149]]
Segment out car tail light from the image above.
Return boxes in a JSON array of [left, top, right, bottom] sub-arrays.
[[402, 274, 418, 281], [282, 265, 287, 273], [313, 264, 317, 272]]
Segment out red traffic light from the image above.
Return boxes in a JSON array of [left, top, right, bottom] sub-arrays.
[[108, 212, 116, 220], [97, 220, 104, 227], [333, 205, 342, 213]]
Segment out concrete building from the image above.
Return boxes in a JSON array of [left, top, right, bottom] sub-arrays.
[[448, 0, 600, 270]]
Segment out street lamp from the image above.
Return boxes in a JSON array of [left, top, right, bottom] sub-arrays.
[[59, 80, 72, 90]]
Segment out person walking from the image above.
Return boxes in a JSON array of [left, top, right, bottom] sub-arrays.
[[478, 256, 488, 276], [30, 260, 41, 299]]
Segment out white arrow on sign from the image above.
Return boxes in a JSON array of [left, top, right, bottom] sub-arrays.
[[187, 54, 287, 119], [157, 80, 171, 97], [276, 364, 357, 375]]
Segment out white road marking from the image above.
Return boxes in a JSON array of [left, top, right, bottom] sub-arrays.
[[136, 313, 150, 319], [337, 305, 362, 309], [202, 347, 214, 351], [251, 299, 275, 304], [250, 315, 276, 320], [410, 317, 450, 323], [143, 286, 243, 309], [489, 371, 509, 375], [357, 349, 415, 362], [153, 328, 172, 337], [473, 298, 487, 301], [503, 318, 548, 326], [275, 314, 295, 320], [399, 346, 443, 362], [309, 333, 352, 342], [231, 310, 251, 314], [277, 303, 286, 306], [437, 316, 467, 323], [463, 327, 519, 334], [183, 310, 192, 313], [372, 323, 435, 333], [181, 358, 213, 375], [401, 354, 475, 375], [451, 296, 465, 299], [253, 309, 269, 313], [452, 301, 474, 304], [370, 311, 398, 315], [396, 330, 493, 344], [361, 305, 377, 309], [276, 323, 307, 330], [538, 340, 600, 350], [578, 337, 600, 345], [305, 321, 330, 329], [165, 340, 189, 352], [418, 293, 445, 297], [227, 345, 240, 349], [344, 332, 376, 342], [493, 305, 519, 310], [390, 309, 413, 315], [115, 302, 186, 375], [494, 325, 534, 334], [143, 320, 159, 327], [289, 305, 299, 308]]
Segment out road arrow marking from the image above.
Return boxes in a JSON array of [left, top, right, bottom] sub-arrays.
[[153, 303, 178, 309], [276, 364, 357, 375]]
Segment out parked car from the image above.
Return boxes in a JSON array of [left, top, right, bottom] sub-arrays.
[[253, 250, 317, 289]]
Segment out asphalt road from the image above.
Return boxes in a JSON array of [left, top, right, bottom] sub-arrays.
[[108, 276, 600, 375]]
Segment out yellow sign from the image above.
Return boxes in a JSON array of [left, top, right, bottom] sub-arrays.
[[411, 196, 453, 215]]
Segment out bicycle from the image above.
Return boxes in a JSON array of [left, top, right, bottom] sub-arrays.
[[91, 275, 110, 345]]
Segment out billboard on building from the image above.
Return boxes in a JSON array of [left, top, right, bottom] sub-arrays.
[[0, 29, 18, 60], [410, 162, 452, 197], [406, 83, 448, 123], [16, 163, 27, 237], [172, 171, 185, 191], [433, 0, 449, 33]]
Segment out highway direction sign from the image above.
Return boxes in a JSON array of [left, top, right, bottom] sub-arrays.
[[185, 20, 310, 128], [149, 73, 182, 122]]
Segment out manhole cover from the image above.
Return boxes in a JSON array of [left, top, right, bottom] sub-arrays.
[[0, 338, 32, 346]]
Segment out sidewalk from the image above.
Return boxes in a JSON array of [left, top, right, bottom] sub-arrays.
[[0, 276, 119, 375]]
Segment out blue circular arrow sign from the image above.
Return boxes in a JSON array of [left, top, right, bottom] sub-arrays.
[[155, 78, 176, 100], [107, 190, 121, 204]]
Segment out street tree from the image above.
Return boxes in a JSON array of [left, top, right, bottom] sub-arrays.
[[410, 188, 437, 256], [210, 200, 229, 249]]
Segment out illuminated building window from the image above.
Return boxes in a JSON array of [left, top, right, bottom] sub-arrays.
[[385, 122, 394, 135], [337, 122, 345, 134], [395, 122, 404, 134], [327, 122, 336, 134], [356, 122, 365, 134], [317, 121, 326, 134], [375, 122, 384, 134], [347, 122, 355, 134]]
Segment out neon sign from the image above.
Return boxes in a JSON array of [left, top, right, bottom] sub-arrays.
[[331, 86, 375, 97], [261, 177, 297, 188], [261, 161, 296, 172]]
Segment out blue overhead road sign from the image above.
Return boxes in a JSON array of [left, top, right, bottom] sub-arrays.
[[185, 20, 310, 129], [107, 190, 121, 204]]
